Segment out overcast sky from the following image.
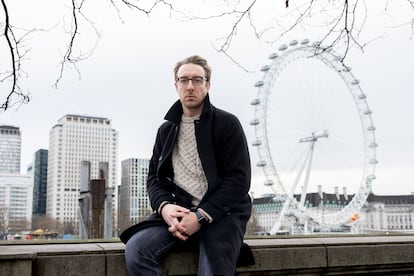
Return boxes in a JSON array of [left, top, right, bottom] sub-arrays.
[[1, 1, 413, 197]]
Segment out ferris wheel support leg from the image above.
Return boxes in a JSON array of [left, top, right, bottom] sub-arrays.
[[269, 199, 289, 234], [300, 142, 315, 207], [270, 144, 313, 235]]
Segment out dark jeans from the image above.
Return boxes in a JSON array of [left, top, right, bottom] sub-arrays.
[[125, 225, 213, 276]]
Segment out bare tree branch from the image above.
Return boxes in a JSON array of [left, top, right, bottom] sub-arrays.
[[1, 0, 414, 110], [0, 0, 29, 110], [54, 0, 101, 88]]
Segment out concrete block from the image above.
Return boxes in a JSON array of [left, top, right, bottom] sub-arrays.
[[327, 243, 414, 267], [0, 260, 32, 276], [106, 253, 128, 276], [160, 251, 198, 275], [33, 254, 106, 276], [243, 246, 326, 272]]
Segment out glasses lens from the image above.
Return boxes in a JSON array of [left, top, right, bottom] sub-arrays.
[[178, 78, 189, 86], [192, 77, 203, 86], [177, 77, 205, 86]]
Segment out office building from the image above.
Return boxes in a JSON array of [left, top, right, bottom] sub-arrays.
[[32, 149, 48, 218], [0, 174, 33, 233], [46, 115, 118, 233], [119, 158, 150, 232], [0, 125, 21, 174]]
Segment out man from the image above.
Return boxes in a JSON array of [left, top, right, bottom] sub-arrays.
[[122, 55, 253, 275]]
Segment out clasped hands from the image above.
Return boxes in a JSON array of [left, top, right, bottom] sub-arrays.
[[161, 204, 201, 241]]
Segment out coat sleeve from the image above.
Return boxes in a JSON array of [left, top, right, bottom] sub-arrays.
[[146, 125, 177, 213], [198, 113, 252, 221]]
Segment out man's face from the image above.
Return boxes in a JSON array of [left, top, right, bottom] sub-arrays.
[[175, 63, 210, 116]]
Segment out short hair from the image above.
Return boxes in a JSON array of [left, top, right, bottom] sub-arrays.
[[173, 55, 212, 82]]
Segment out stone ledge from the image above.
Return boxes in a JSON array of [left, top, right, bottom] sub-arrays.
[[0, 235, 414, 275]]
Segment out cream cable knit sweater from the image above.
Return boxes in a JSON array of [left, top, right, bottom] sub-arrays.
[[172, 115, 208, 205]]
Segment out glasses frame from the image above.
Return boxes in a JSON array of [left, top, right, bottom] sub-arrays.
[[176, 76, 208, 87]]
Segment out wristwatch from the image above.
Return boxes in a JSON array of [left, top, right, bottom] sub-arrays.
[[194, 210, 208, 225]]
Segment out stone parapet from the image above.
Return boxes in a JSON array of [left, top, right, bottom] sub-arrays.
[[1, 235, 414, 275]]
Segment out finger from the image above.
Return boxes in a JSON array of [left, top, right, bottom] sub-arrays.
[[168, 225, 178, 233], [174, 231, 188, 241], [174, 206, 190, 213]]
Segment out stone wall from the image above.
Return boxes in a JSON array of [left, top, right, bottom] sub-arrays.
[[1, 235, 414, 275]]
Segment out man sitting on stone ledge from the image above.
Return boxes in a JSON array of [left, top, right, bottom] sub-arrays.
[[120, 55, 254, 275]]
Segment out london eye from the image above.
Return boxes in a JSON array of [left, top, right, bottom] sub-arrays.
[[250, 39, 378, 233]]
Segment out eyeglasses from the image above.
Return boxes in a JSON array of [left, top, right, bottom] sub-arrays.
[[176, 76, 207, 87]]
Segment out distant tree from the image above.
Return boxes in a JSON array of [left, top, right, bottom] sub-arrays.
[[118, 207, 152, 233], [246, 207, 263, 235], [8, 217, 30, 232], [0, 205, 31, 233], [0, 206, 9, 232], [32, 214, 62, 232], [63, 220, 76, 235], [1, 0, 413, 109], [117, 209, 131, 233]]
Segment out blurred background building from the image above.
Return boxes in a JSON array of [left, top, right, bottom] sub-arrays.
[[46, 115, 118, 235], [0, 125, 21, 174], [118, 158, 151, 232]]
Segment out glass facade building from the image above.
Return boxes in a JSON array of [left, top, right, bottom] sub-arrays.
[[32, 149, 48, 216], [0, 125, 21, 174]]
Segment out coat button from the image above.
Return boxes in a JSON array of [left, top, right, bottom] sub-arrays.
[[159, 156, 163, 161]]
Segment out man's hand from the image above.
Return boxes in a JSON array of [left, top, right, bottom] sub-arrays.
[[160, 205, 202, 241], [160, 204, 190, 240], [176, 212, 201, 237]]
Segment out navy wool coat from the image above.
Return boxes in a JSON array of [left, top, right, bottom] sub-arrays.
[[120, 94, 254, 274]]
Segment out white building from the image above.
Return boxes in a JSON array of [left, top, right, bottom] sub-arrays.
[[46, 115, 118, 233], [0, 125, 21, 174], [0, 174, 33, 233], [359, 194, 414, 233], [119, 158, 151, 232], [252, 192, 414, 235]]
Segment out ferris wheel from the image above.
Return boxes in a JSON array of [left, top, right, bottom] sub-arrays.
[[250, 39, 378, 233]]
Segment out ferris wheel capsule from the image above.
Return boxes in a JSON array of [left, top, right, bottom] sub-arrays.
[[269, 53, 278, 59], [250, 98, 261, 105], [261, 65, 271, 71], [278, 44, 288, 51], [252, 139, 262, 146], [289, 40, 298, 46], [250, 119, 260, 125], [358, 94, 367, 100], [254, 81, 264, 87], [369, 142, 378, 148]]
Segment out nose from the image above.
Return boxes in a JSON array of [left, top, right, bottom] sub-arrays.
[[186, 79, 195, 89]]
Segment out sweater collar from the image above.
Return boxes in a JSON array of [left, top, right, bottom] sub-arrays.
[[164, 94, 212, 124]]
